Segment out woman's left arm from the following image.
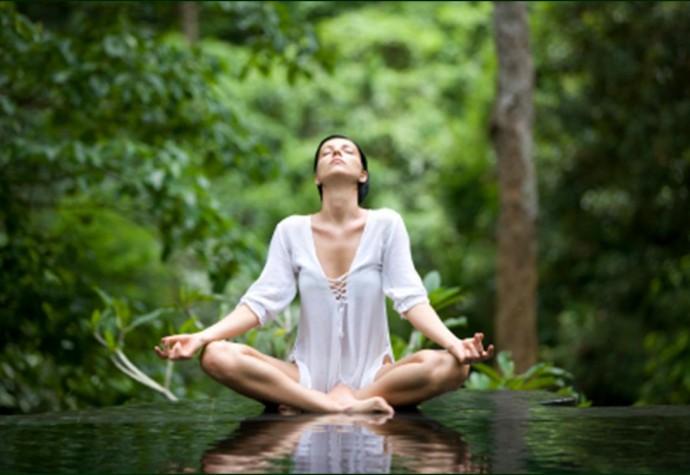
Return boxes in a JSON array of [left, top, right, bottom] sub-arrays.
[[404, 303, 494, 364]]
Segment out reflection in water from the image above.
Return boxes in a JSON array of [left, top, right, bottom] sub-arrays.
[[5, 391, 690, 473], [202, 411, 487, 474], [490, 390, 529, 473]]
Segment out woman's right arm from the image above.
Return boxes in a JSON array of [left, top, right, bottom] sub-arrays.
[[154, 304, 260, 360]]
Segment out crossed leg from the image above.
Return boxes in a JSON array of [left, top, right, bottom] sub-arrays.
[[356, 349, 470, 407], [200, 342, 469, 414], [199, 341, 393, 414]]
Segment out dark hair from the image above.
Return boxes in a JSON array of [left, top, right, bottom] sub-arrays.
[[313, 134, 370, 204]]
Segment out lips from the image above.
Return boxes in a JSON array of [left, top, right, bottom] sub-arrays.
[[330, 158, 345, 165]]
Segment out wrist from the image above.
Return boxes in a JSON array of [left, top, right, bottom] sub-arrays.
[[444, 338, 462, 351], [197, 330, 213, 346], [445, 339, 465, 361]]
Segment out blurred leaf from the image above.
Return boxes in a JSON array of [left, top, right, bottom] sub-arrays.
[[103, 328, 117, 352], [444, 316, 468, 329], [466, 352, 589, 406], [113, 298, 131, 329], [423, 270, 441, 292], [497, 351, 515, 378], [472, 362, 501, 383], [178, 317, 201, 335], [124, 308, 170, 334], [90, 309, 102, 329]]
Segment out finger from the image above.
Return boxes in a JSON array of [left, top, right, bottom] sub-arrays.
[[463, 345, 480, 362], [476, 337, 490, 356], [466, 338, 481, 353], [170, 342, 182, 359], [154, 346, 168, 360], [473, 333, 484, 349], [466, 339, 480, 354], [173, 341, 192, 360], [161, 336, 177, 346], [479, 345, 495, 361]]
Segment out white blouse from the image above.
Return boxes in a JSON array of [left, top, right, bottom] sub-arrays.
[[239, 208, 429, 393]]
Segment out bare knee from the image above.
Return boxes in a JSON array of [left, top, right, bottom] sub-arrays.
[[448, 359, 471, 390], [416, 350, 469, 393], [440, 352, 470, 391], [199, 341, 246, 378]]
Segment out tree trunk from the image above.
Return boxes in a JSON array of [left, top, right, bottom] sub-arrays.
[[490, 1, 538, 373], [179, 2, 199, 44]]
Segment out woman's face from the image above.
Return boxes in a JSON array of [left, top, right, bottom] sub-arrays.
[[315, 137, 367, 186]]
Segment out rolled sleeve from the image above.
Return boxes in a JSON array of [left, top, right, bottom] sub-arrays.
[[238, 220, 297, 326], [381, 211, 429, 317]]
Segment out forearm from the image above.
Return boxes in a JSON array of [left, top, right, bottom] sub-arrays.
[[403, 303, 461, 350], [197, 304, 261, 344]]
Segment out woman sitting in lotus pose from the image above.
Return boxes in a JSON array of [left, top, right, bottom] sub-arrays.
[[155, 135, 494, 414]]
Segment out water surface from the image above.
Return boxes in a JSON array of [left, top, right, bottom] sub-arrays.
[[1, 390, 689, 473]]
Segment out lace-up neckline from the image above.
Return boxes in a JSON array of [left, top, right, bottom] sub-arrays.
[[327, 273, 349, 302], [309, 212, 370, 303]]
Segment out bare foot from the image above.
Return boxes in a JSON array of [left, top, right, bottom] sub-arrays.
[[345, 396, 394, 415], [327, 384, 358, 406], [326, 384, 394, 415]]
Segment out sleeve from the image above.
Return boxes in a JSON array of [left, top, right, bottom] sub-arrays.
[[382, 211, 429, 316], [238, 219, 297, 326]]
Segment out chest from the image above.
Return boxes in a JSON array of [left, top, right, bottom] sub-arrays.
[[311, 222, 366, 279]]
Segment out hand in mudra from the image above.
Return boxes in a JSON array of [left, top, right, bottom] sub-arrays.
[[154, 334, 205, 360], [448, 333, 494, 365]]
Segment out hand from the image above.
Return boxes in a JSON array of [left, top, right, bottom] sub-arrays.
[[154, 333, 205, 360], [447, 333, 495, 365]]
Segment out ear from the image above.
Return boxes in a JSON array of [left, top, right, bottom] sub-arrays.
[[359, 170, 368, 183], [315, 178, 322, 186]]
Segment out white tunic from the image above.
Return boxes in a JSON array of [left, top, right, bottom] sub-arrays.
[[239, 208, 429, 393]]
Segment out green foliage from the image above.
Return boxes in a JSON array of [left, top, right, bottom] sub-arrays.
[[0, 3, 315, 414], [88, 286, 229, 402], [532, 2, 690, 404], [4, 0, 689, 412], [202, 1, 327, 82], [466, 351, 590, 407], [639, 330, 690, 405]]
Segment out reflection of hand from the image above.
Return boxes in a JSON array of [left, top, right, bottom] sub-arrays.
[[448, 333, 495, 365], [154, 334, 205, 360]]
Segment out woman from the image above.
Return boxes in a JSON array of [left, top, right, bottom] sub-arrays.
[[155, 135, 494, 415]]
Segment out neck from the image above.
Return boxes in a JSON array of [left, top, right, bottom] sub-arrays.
[[318, 185, 362, 224]]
